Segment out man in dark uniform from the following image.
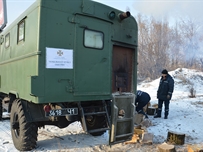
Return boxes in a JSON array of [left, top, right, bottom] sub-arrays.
[[154, 69, 174, 119], [135, 90, 151, 119]]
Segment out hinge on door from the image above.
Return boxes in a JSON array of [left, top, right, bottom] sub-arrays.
[[68, 16, 80, 24], [79, 25, 88, 29]]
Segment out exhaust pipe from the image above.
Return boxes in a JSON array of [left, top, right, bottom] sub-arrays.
[[118, 11, 131, 20]]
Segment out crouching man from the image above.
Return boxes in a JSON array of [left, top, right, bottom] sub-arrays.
[[134, 90, 151, 125]]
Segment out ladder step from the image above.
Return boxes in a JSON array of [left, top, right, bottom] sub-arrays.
[[115, 133, 133, 139], [117, 118, 133, 122], [88, 127, 110, 133], [78, 101, 111, 135], [83, 106, 104, 110], [84, 111, 106, 116]]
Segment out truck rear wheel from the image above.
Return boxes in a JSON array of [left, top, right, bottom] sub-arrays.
[[86, 115, 106, 136], [10, 99, 38, 151]]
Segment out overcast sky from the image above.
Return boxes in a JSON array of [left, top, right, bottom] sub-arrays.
[[94, 0, 203, 24], [5, 0, 203, 26]]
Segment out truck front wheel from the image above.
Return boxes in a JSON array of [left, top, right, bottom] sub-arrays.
[[10, 99, 38, 151]]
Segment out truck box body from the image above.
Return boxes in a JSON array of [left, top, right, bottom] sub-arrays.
[[0, 0, 138, 104]]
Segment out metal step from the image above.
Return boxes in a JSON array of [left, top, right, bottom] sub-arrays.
[[88, 127, 110, 133], [117, 117, 133, 122], [115, 133, 133, 139], [84, 111, 107, 116]]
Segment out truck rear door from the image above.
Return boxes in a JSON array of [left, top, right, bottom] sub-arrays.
[[74, 15, 111, 97]]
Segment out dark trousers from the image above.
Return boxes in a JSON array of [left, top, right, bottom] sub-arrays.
[[157, 99, 170, 116]]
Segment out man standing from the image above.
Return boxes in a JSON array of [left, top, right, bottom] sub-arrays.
[[154, 69, 174, 119], [135, 90, 151, 119]]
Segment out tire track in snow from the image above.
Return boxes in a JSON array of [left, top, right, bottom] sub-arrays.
[[0, 119, 13, 152], [0, 119, 11, 138]]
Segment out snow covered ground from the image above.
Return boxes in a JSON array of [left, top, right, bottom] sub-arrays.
[[0, 68, 203, 151]]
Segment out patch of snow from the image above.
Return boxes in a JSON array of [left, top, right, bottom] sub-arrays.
[[0, 68, 203, 151]]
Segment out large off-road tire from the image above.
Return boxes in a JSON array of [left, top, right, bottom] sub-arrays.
[[86, 115, 106, 136], [10, 99, 38, 151]]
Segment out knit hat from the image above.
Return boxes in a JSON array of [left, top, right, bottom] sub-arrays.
[[162, 69, 168, 74]]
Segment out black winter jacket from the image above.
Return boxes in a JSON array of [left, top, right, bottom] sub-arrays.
[[135, 90, 151, 106], [135, 90, 151, 117], [157, 74, 174, 101]]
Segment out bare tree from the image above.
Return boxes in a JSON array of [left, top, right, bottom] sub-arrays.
[[178, 18, 202, 66], [137, 14, 171, 79], [136, 14, 203, 81], [168, 22, 184, 69]]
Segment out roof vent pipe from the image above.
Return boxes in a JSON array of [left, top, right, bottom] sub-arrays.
[[118, 11, 131, 20]]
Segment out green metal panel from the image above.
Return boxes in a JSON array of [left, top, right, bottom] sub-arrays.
[[73, 15, 111, 96], [0, 2, 40, 102], [0, 0, 138, 104]]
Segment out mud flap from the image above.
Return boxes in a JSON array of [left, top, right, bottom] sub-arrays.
[[109, 93, 135, 145]]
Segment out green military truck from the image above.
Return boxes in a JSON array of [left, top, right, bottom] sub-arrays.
[[0, 0, 138, 151]]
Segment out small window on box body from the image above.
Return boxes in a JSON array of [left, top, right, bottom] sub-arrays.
[[84, 29, 104, 49], [17, 20, 25, 43], [5, 33, 10, 48]]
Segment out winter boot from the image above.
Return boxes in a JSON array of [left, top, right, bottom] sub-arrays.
[[154, 114, 161, 118], [154, 109, 161, 118], [164, 110, 169, 119]]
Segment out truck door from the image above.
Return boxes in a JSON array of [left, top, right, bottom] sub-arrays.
[[74, 15, 111, 96], [109, 46, 135, 144]]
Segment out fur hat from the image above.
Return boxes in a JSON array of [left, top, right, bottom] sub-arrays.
[[162, 69, 168, 74]]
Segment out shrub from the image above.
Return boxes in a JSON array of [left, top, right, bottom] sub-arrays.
[[188, 86, 196, 98]]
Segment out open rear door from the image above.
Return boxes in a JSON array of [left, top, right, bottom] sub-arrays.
[[109, 93, 135, 144]]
